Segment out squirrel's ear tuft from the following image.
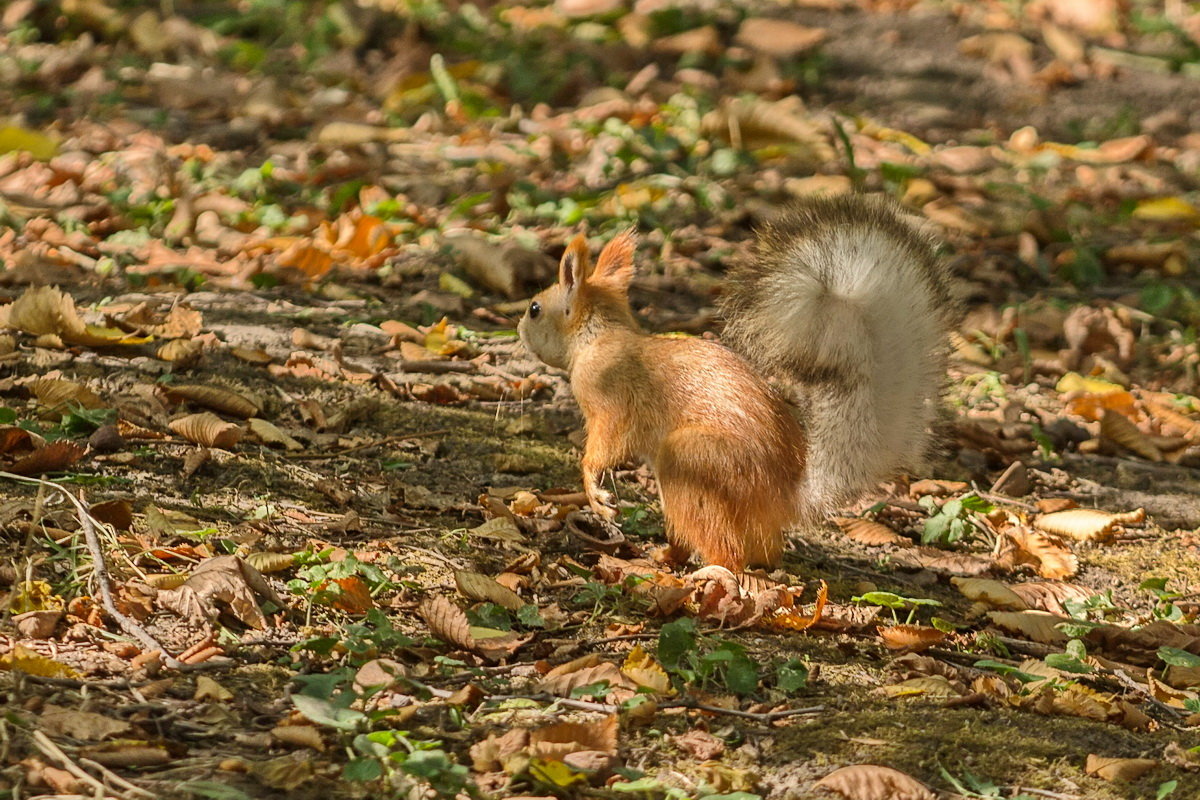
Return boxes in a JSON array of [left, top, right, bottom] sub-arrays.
[[593, 228, 637, 291], [559, 233, 591, 291]]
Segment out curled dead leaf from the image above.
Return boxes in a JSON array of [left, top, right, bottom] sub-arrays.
[[1034, 507, 1145, 542], [7, 441, 86, 475], [878, 625, 947, 652], [987, 610, 1070, 644], [455, 570, 525, 612], [951, 577, 1028, 610], [164, 384, 259, 418], [834, 517, 911, 547], [1100, 410, 1161, 461], [1085, 755, 1159, 782], [813, 764, 935, 800], [169, 412, 243, 449]]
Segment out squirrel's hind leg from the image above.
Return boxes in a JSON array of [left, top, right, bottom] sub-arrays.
[[655, 428, 750, 571]]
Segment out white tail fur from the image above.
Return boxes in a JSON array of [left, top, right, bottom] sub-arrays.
[[720, 196, 954, 514]]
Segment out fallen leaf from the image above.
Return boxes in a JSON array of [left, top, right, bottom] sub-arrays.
[[813, 764, 936, 800]]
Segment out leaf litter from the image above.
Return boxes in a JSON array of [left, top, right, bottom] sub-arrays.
[[2, 1, 1200, 799]]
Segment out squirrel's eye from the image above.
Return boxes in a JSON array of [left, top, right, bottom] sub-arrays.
[[529, 301, 541, 319]]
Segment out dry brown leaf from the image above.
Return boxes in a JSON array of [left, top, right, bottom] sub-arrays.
[[1004, 525, 1079, 579], [89, 499, 133, 531], [813, 764, 935, 800], [700, 97, 834, 161], [529, 714, 618, 759], [890, 547, 994, 576], [455, 570, 525, 612], [735, 18, 826, 58], [1100, 410, 1161, 461], [156, 556, 282, 629], [164, 384, 259, 418], [1, 286, 151, 347], [834, 517, 911, 547], [879, 675, 961, 698], [951, 577, 1028, 610], [169, 412, 243, 449], [243, 552, 297, 573], [908, 479, 969, 497], [272, 725, 325, 751], [1034, 507, 1145, 542], [38, 705, 132, 741], [540, 662, 636, 700], [157, 338, 203, 366], [27, 377, 104, 410], [117, 302, 203, 339], [1009, 581, 1094, 615], [419, 595, 476, 651], [6, 441, 86, 475], [987, 610, 1070, 644], [246, 418, 303, 451], [1085, 755, 1159, 782], [878, 625, 948, 652]]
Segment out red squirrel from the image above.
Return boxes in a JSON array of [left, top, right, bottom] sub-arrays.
[[518, 195, 955, 571]]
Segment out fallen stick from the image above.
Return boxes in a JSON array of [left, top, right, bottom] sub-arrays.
[[1, 472, 184, 670]]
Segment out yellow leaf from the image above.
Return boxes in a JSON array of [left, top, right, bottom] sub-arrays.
[[0, 126, 58, 160], [423, 317, 453, 352], [859, 119, 932, 154], [1131, 197, 1200, 222], [621, 645, 673, 695], [0, 645, 79, 678], [10, 580, 64, 613], [439, 272, 475, 298], [1055, 372, 1124, 395], [528, 758, 587, 787]]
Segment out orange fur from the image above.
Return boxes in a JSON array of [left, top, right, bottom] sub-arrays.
[[519, 232, 806, 570]]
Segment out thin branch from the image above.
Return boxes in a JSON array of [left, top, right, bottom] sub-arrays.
[[658, 698, 824, 722], [284, 429, 448, 460], [1, 472, 184, 670], [31, 730, 120, 799]]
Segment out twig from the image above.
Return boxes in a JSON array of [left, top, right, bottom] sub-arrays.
[[972, 490, 1037, 512], [1, 472, 185, 670], [658, 698, 824, 722], [1108, 667, 1187, 727], [480, 692, 620, 714], [78, 758, 156, 799], [284, 429, 449, 460], [31, 730, 119, 799], [1000, 786, 1081, 800]]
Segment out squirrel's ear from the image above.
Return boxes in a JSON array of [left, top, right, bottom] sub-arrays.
[[559, 234, 592, 292], [592, 228, 637, 291]]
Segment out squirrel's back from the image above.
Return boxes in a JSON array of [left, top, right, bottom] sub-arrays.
[[720, 195, 956, 513]]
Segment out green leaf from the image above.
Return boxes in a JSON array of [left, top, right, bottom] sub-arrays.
[[776, 659, 808, 692], [853, 591, 906, 609], [1158, 646, 1200, 668], [974, 660, 1041, 683], [569, 681, 613, 699], [175, 781, 255, 800], [0, 407, 15, 424], [1157, 779, 1178, 799], [724, 652, 759, 696], [517, 604, 546, 628], [658, 617, 697, 669], [291, 694, 367, 731], [343, 757, 384, 782], [1044, 653, 1092, 674]]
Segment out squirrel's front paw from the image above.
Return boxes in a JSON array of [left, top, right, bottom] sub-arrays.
[[587, 489, 618, 521]]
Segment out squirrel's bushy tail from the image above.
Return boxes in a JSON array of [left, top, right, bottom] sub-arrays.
[[720, 195, 956, 514]]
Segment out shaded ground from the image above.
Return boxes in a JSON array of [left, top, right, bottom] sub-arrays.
[[3, 1, 1200, 799]]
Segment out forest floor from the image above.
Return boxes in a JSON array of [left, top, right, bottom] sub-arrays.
[[3, 1, 1200, 799]]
